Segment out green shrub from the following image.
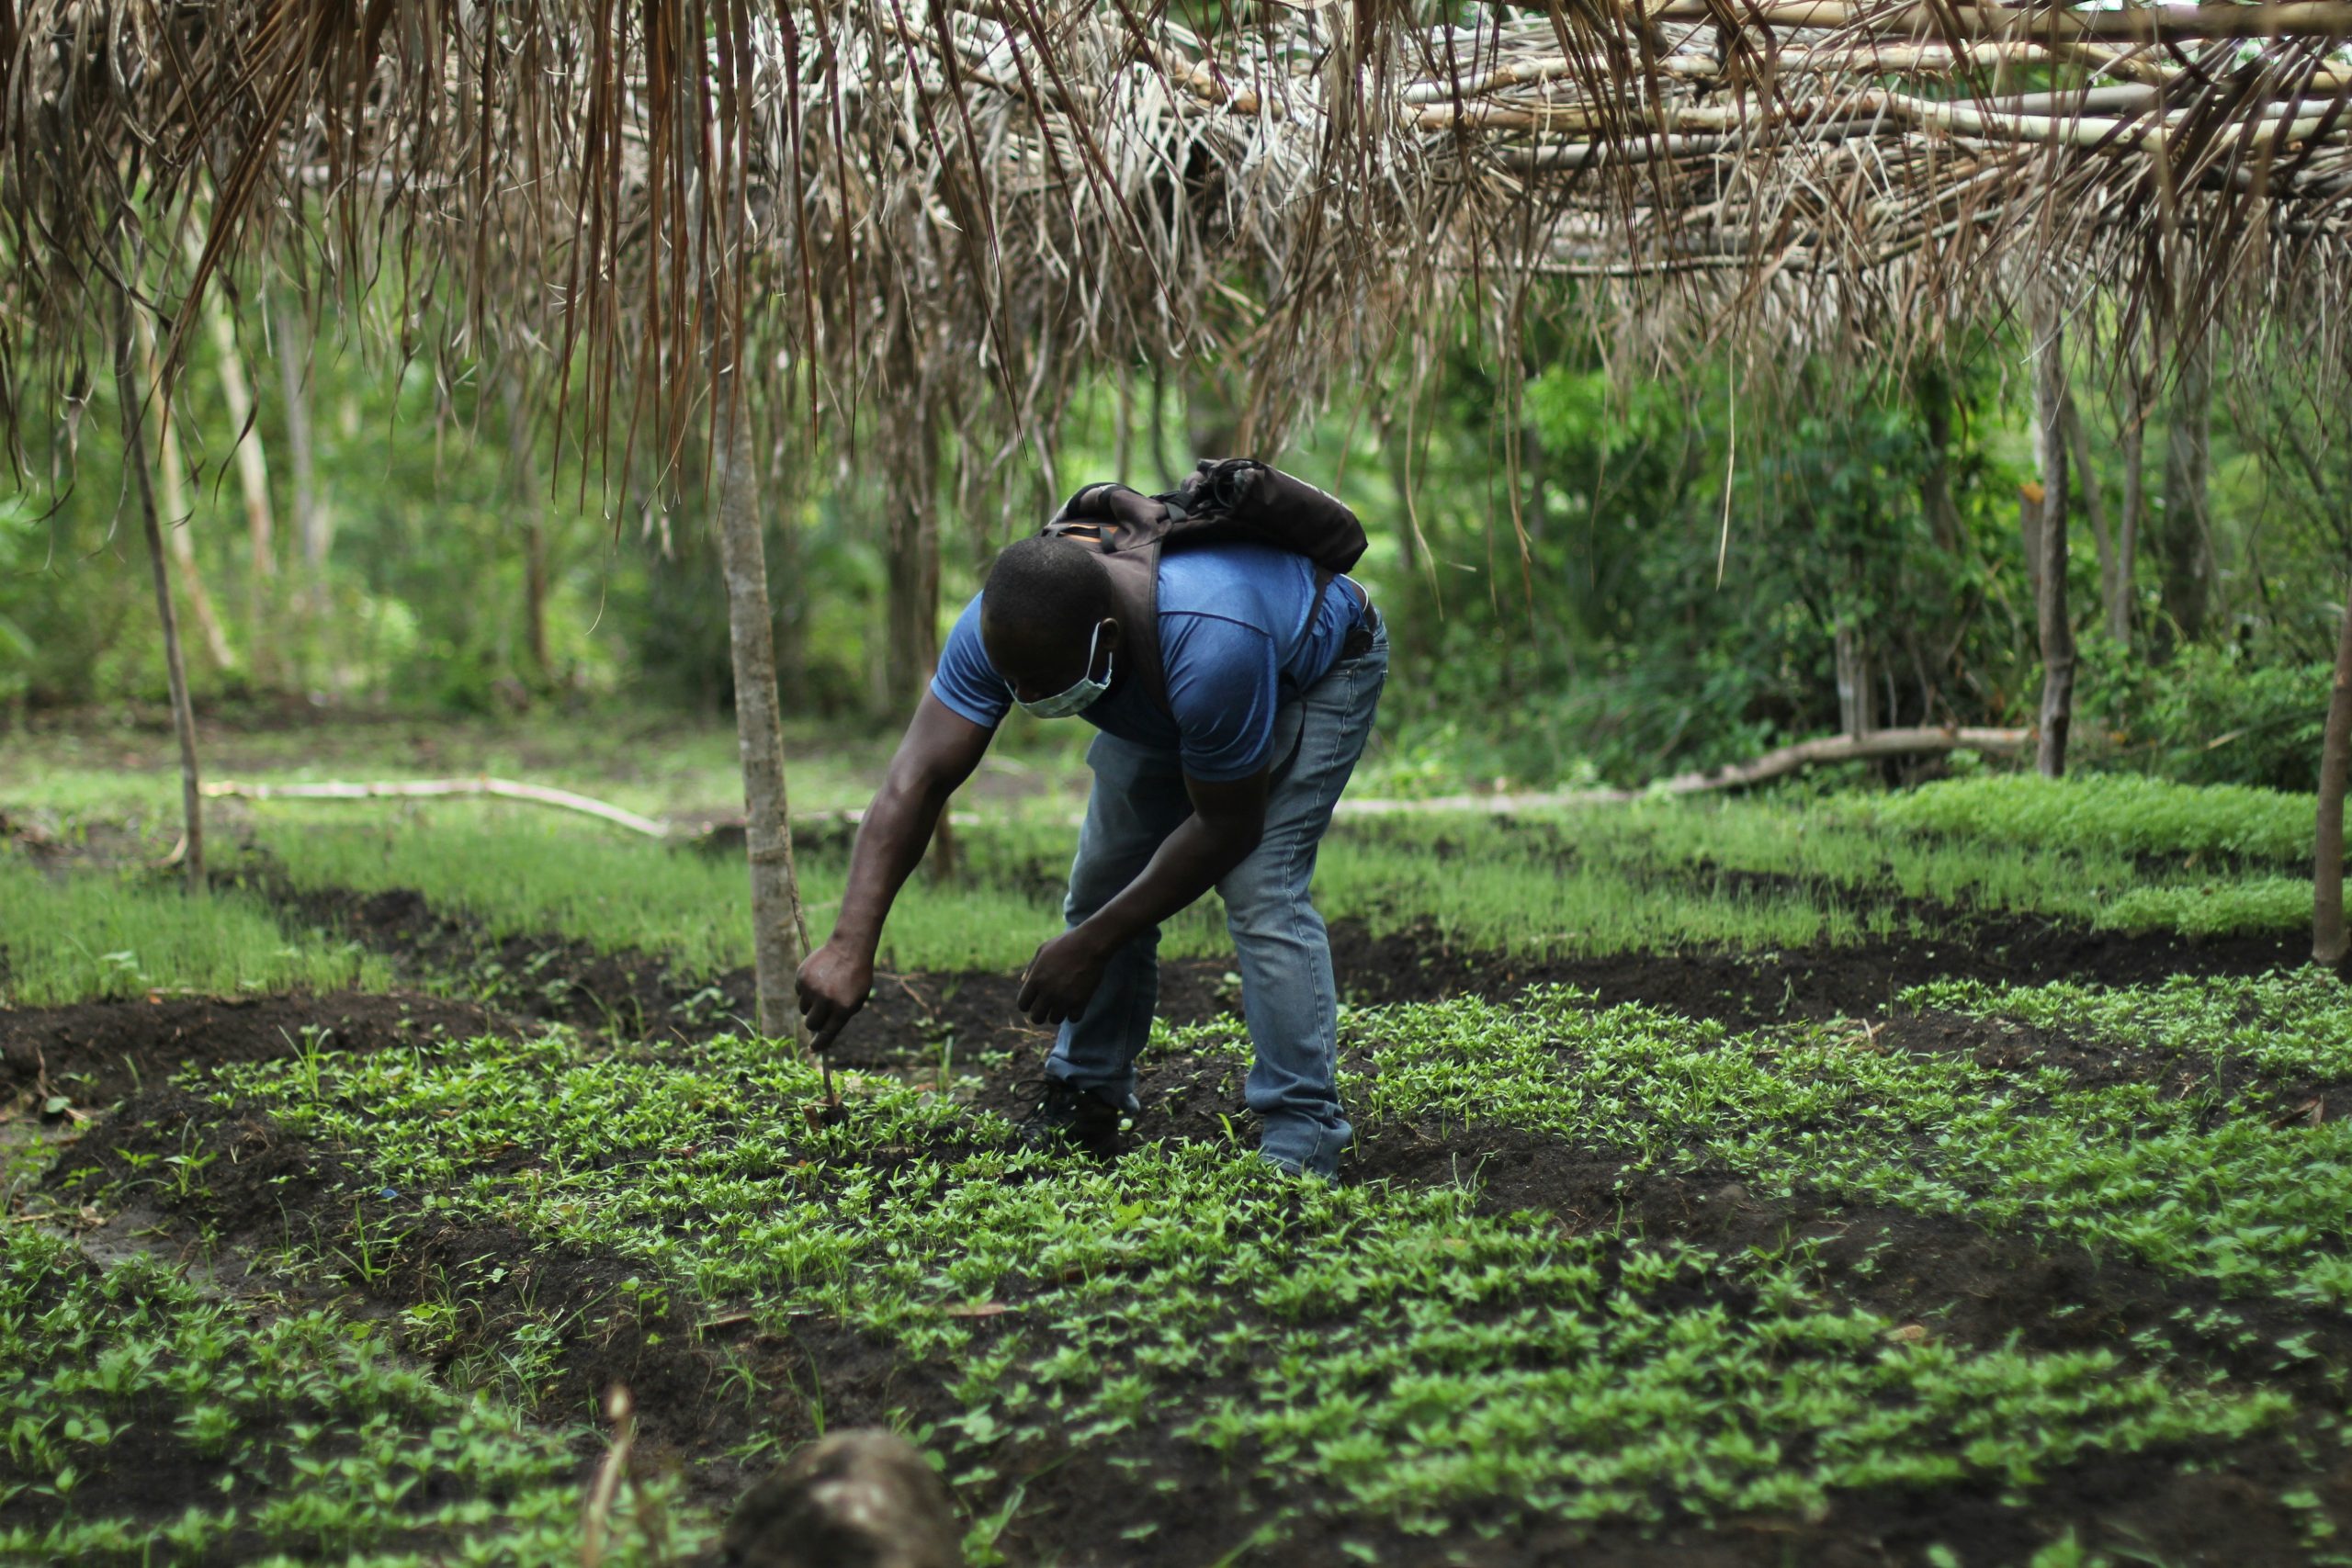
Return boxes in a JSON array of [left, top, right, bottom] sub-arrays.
[[2077, 640, 2331, 792]]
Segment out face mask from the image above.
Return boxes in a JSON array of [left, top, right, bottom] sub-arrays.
[[1013, 622, 1113, 719]]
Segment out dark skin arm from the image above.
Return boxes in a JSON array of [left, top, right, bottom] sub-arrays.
[[796, 694, 992, 1049], [1014, 767, 1269, 1026]]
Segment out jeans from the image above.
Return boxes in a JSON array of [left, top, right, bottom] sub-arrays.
[[1044, 623, 1389, 1176]]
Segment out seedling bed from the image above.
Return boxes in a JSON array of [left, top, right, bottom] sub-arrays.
[[6, 849, 2347, 1566]]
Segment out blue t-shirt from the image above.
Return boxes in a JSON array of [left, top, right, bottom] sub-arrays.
[[931, 542, 1361, 780]]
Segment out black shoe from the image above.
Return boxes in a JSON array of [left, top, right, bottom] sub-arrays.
[[1015, 1077, 1133, 1159]]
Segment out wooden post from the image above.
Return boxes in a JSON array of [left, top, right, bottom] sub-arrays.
[[116, 280, 206, 894], [713, 368, 809, 1043], [2315, 578, 2352, 968], [2030, 294, 2075, 778]]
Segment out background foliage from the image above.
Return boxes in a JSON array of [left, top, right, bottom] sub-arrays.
[[4, 297, 2345, 793]]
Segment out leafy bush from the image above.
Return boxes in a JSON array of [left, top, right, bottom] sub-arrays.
[[2077, 639, 2332, 792]]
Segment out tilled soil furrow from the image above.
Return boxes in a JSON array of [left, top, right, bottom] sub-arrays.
[[39, 1078, 2351, 1568]]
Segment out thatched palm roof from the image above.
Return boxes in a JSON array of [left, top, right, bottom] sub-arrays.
[[7, 0, 2351, 464]]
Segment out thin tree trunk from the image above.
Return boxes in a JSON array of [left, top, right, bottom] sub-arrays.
[[2160, 331, 2213, 651], [274, 302, 328, 621], [524, 519, 549, 682], [772, 507, 807, 714], [2316, 579, 2352, 968], [503, 374, 551, 682], [882, 410, 959, 883], [2113, 375, 2148, 643], [1114, 366, 1134, 483], [883, 455, 942, 713], [713, 375, 809, 1043], [1834, 620, 1875, 739], [118, 280, 205, 893], [2030, 297, 2075, 777], [207, 298, 276, 683], [138, 309, 235, 673], [1148, 365, 1175, 489], [2064, 392, 2116, 628], [1917, 365, 1963, 556]]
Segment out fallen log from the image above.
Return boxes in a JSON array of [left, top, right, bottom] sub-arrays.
[[199, 777, 670, 839], [1334, 726, 2031, 816], [201, 726, 2030, 840]]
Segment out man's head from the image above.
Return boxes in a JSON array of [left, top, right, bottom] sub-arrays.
[[981, 536, 1122, 712]]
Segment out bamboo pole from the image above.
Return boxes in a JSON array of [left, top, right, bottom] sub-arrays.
[[2317, 581, 2352, 968], [116, 276, 205, 895], [1635, 0, 2352, 40]]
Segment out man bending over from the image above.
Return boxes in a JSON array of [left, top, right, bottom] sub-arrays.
[[795, 468, 1386, 1177]]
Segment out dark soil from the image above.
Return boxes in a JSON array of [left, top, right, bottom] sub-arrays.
[[17, 880, 2340, 1566], [0, 990, 510, 1111], [1351, 1117, 2352, 1396], [42, 1086, 932, 1522], [266, 879, 1242, 1060], [264, 877, 2298, 1066], [47, 1080, 2347, 1568], [1880, 1009, 2352, 1121], [22, 982, 2352, 1561], [1326, 911, 2301, 1025]]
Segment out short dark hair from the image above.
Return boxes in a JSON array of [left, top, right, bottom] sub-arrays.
[[982, 536, 1115, 637]]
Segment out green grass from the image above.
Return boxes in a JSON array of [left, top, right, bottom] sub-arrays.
[[167, 1025, 2291, 1553], [252, 813, 1110, 975], [0, 1226, 708, 1566], [1850, 773, 2324, 865], [2093, 877, 2316, 936], [232, 779, 2314, 990], [0, 706, 1092, 830], [0, 857, 390, 1007]]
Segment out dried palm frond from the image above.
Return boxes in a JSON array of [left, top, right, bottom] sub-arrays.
[[6, 0, 2351, 487]]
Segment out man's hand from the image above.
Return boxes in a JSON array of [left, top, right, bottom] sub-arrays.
[[797, 941, 876, 1052], [1017, 928, 1113, 1026]]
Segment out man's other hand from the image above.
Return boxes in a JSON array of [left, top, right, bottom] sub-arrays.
[[1018, 929, 1112, 1026], [797, 942, 875, 1052]]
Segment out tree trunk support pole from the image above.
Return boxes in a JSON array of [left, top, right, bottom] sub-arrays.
[[714, 369, 810, 1043], [116, 279, 206, 894], [2030, 293, 2075, 778], [2315, 578, 2352, 968]]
